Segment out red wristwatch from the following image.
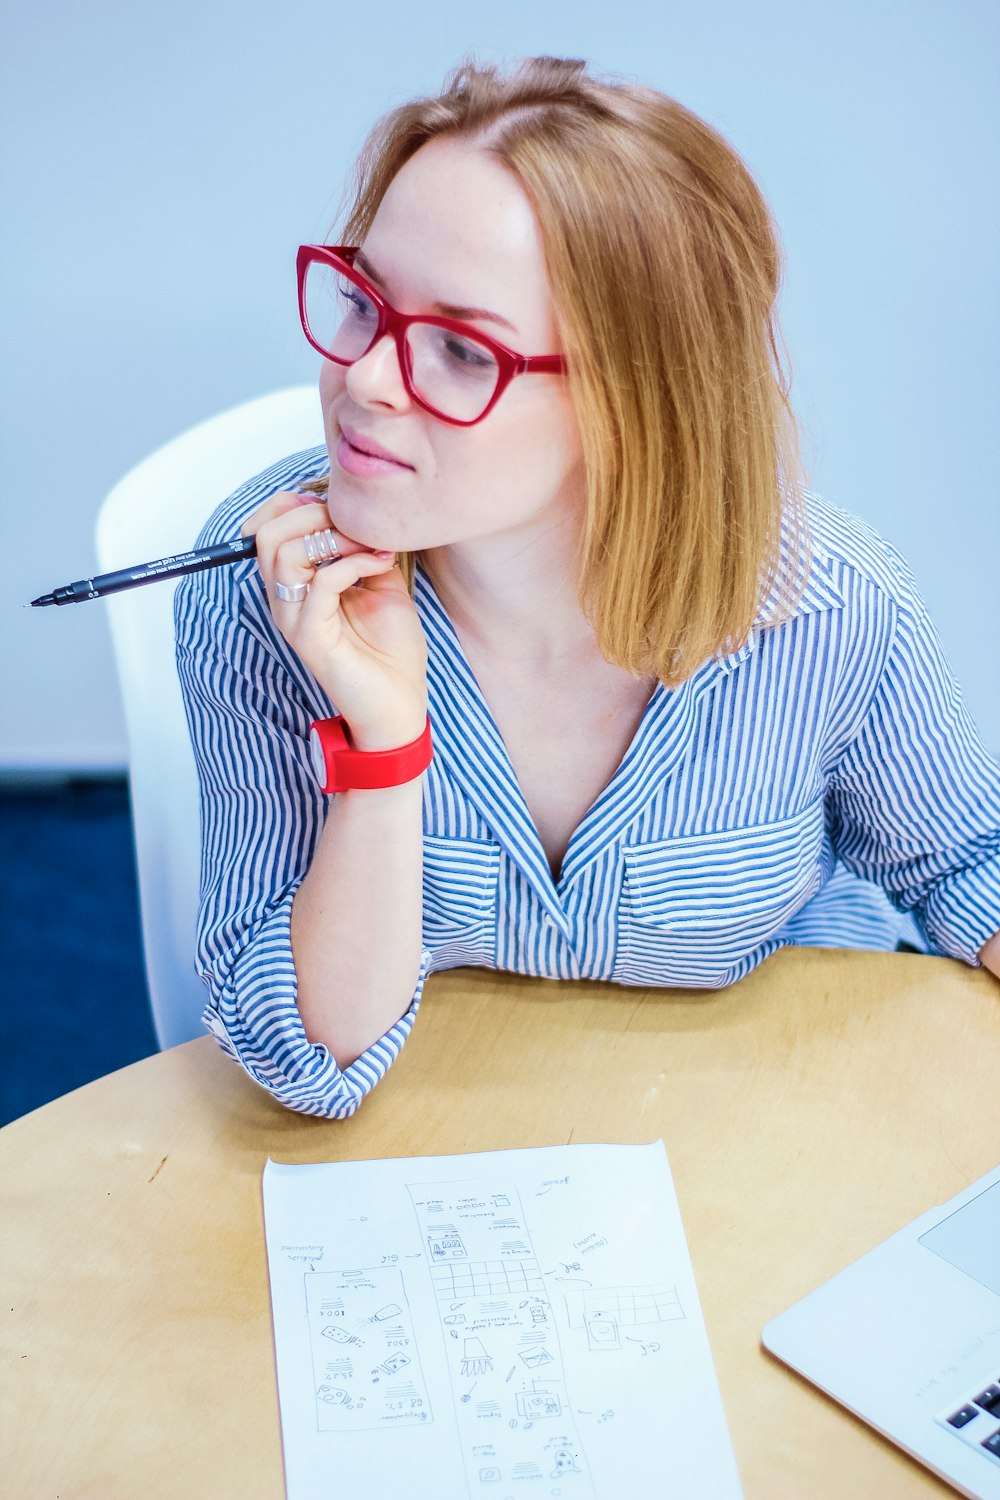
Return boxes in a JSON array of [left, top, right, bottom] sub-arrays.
[[308, 713, 433, 794]]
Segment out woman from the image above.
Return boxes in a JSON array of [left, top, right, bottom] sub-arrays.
[[176, 56, 1000, 1117]]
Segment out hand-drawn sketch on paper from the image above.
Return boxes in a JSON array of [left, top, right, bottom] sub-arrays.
[[562, 1283, 686, 1351], [262, 1144, 744, 1500], [305, 1266, 433, 1431], [408, 1177, 594, 1496]]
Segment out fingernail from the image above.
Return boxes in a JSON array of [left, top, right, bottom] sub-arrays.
[[373, 550, 395, 559]]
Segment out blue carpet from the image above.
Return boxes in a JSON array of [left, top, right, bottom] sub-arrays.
[[0, 778, 158, 1126]]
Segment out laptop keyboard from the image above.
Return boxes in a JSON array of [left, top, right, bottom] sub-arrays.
[[936, 1374, 1000, 1466]]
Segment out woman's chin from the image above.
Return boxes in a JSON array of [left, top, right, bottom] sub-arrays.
[[324, 494, 402, 556], [321, 485, 367, 549]]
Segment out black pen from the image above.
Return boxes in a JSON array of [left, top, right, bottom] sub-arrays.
[[30, 537, 258, 607]]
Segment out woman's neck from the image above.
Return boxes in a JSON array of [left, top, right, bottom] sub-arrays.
[[421, 522, 601, 676]]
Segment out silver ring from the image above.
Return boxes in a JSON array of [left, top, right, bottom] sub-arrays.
[[303, 528, 343, 569], [275, 579, 309, 603]]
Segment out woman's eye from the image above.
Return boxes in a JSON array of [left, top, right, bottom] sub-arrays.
[[443, 336, 494, 371], [339, 284, 377, 320]]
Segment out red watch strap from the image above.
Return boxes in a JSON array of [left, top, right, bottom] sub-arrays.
[[308, 713, 433, 793]]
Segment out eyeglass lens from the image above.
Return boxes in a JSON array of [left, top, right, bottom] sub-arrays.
[[302, 260, 502, 422]]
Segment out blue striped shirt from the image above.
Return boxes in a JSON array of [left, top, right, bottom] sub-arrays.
[[175, 447, 1000, 1118]]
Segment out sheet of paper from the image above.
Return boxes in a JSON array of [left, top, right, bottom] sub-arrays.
[[262, 1142, 742, 1500]]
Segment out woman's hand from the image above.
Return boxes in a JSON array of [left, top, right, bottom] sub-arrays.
[[242, 490, 428, 749]]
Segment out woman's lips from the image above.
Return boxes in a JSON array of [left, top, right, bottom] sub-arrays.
[[336, 427, 413, 476]]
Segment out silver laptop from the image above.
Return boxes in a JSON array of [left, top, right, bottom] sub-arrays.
[[762, 1164, 1000, 1499]]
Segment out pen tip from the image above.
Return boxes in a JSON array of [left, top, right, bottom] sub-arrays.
[[30, 594, 54, 608]]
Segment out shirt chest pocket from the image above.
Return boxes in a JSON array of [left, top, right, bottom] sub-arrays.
[[620, 801, 827, 985], [421, 835, 501, 958]]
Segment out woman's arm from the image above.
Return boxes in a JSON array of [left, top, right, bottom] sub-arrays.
[[175, 569, 431, 1114], [292, 757, 425, 1068], [245, 491, 432, 1067], [173, 474, 432, 1114], [825, 546, 1000, 968]]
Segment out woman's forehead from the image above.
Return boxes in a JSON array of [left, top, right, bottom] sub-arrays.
[[361, 138, 557, 343]]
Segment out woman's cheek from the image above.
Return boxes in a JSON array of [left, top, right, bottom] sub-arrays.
[[319, 363, 345, 442]]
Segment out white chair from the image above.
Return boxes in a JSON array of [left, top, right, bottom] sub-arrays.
[[96, 386, 324, 1049]]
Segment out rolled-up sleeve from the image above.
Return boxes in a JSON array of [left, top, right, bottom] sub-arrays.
[[827, 550, 1000, 965], [175, 542, 430, 1118]]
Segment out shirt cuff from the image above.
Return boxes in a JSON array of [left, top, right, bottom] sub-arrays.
[[919, 854, 1000, 967], [201, 891, 434, 1116]]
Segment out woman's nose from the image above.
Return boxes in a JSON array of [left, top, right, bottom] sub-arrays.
[[344, 332, 410, 411]]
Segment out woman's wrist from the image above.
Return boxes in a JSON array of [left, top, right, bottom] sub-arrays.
[[342, 712, 430, 755], [308, 712, 431, 794]]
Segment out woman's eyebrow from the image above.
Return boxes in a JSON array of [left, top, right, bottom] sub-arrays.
[[353, 249, 518, 333]]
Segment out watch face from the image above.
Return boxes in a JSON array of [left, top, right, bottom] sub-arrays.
[[309, 726, 327, 788]]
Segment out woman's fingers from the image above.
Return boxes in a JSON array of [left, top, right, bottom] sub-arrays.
[[247, 493, 379, 616], [275, 549, 398, 644], [267, 523, 326, 631], [240, 487, 316, 538], [242, 489, 372, 554], [236, 487, 411, 708], [251, 496, 373, 569]]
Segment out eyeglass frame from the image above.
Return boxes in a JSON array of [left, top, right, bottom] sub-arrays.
[[296, 244, 569, 427]]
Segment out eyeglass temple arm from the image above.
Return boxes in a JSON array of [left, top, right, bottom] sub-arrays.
[[521, 354, 568, 373]]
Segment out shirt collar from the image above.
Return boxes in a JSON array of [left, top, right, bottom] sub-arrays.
[[715, 504, 848, 672]]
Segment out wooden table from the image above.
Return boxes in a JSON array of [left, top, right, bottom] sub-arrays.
[[4, 947, 998, 1498]]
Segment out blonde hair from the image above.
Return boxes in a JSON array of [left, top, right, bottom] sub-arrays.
[[301, 55, 812, 686]]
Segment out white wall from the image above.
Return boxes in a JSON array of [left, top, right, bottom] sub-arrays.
[[2, 0, 997, 769]]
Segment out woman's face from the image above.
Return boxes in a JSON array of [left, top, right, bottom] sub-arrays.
[[318, 136, 584, 555]]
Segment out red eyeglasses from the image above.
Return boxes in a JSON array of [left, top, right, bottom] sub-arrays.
[[297, 245, 568, 427]]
